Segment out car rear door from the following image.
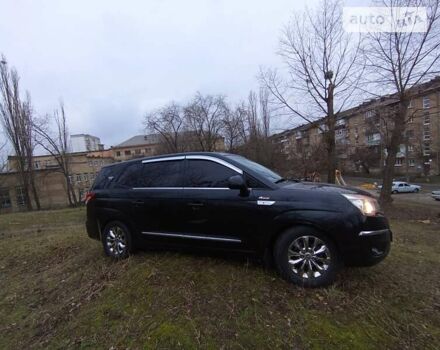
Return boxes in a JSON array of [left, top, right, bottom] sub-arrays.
[[124, 157, 186, 240]]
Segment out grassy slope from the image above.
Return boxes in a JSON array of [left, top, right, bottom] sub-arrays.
[[0, 207, 439, 349]]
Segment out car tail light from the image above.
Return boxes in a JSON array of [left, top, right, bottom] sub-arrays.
[[84, 191, 96, 204]]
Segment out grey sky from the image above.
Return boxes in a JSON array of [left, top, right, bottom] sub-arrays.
[[0, 0, 365, 148]]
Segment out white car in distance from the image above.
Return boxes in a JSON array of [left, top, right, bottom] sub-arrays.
[[378, 181, 421, 194]]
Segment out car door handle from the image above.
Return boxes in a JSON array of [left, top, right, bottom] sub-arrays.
[[188, 202, 204, 207]]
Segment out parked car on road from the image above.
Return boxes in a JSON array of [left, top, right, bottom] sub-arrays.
[[377, 181, 421, 194], [86, 152, 391, 287], [432, 190, 440, 201]]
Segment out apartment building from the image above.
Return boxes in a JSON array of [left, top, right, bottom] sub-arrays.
[[273, 77, 440, 177], [70, 134, 104, 152]]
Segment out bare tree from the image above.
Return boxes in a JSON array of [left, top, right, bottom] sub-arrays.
[[144, 102, 186, 153], [184, 93, 227, 151], [34, 102, 79, 207], [364, 0, 440, 203], [0, 56, 40, 210], [222, 105, 245, 152], [260, 0, 364, 183]]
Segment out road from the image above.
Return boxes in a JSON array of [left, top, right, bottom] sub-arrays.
[[345, 176, 440, 206]]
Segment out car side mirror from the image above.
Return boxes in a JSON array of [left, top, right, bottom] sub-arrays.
[[228, 175, 249, 196]]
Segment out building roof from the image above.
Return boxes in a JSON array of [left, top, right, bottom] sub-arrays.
[[113, 134, 160, 148], [70, 134, 100, 138]]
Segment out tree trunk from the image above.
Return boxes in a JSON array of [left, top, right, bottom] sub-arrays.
[[379, 102, 408, 204], [30, 175, 41, 210], [326, 83, 337, 184]]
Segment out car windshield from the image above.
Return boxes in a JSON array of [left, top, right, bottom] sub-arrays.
[[227, 155, 282, 183]]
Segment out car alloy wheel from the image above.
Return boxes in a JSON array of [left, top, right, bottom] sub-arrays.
[[105, 224, 128, 258], [287, 235, 331, 279]]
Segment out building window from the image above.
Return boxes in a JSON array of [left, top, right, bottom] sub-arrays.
[[135, 149, 141, 155], [422, 96, 430, 109], [116, 151, 121, 157], [424, 125, 431, 140], [406, 129, 414, 138], [395, 158, 403, 166], [83, 174, 89, 182], [408, 145, 414, 152], [145, 148, 150, 154], [409, 159, 415, 167], [78, 188, 86, 201], [76, 174, 82, 182], [0, 188, 11, 208], [124, 150, 131, 156], [16, 187, 26, 207], [34, 161, 40, 169], [407, 114, 414, 123], [365, 110, 376, 119], [423, 112, 430, 125], [408, 99, 413, 108], [423, 143, 431, 156]]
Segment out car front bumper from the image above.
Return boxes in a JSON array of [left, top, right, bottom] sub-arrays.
[[343, 216, 392, 266]]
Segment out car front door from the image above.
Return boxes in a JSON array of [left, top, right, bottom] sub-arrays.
[[181, 156, 261, 252], [403, 183, 412, 192]]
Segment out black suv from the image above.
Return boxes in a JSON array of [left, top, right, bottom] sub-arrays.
[[86, 152, 391, 287]]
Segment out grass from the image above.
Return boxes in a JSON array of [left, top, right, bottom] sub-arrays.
[[1, 206, 440, 349]]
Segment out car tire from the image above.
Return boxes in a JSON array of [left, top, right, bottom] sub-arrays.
[[414, 188, 419, 193], [273, 227, 340, 288], [392, 190, 398, 194], [102, 221, 133, 259]]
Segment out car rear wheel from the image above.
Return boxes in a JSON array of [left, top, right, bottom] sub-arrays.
[[102, 221, 133, 259], [273, 227, 340, 288], [392, 190, 398, 194], [414, 188, 419, 193]]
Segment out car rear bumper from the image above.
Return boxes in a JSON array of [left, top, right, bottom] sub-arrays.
[[86, 219, 101, 241]]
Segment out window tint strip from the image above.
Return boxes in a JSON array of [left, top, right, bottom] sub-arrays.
[[186, 155, 243, 174]]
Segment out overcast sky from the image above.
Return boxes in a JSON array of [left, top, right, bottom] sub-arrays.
[[0, 0, 366, 148]]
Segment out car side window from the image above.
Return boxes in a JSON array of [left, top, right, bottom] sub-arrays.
[[93, 164, 124, 189], [140, 160, 183, 187], [185, 159, 237, 188], [399, 184, 404, 187], [115, 162, 142, 188]]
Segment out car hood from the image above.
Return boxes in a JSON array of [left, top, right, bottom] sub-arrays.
[[281, 181, 375, 197]]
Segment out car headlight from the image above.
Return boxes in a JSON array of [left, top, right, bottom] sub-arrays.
[[342, 194, 380, 216]]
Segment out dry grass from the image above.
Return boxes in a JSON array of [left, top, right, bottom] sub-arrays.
[[0, 205, 439, 349]]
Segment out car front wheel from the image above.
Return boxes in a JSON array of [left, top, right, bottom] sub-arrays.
[[414, 188, 419, 193], [392, 190, 398, 194], [273, 227, 340, 288], [102, 221, 133, 259]]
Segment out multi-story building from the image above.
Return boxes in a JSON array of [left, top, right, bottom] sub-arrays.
[[0, 150, 113, 213], [112, 134, 160, 161], [0, 131, 227, 213], [273, 77, 440, 177], [70, 134, 104, 153], [112, 133, 226, 161]]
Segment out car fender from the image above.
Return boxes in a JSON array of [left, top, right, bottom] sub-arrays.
[[262, 208, 363, 254], [96, 207, 138, 241]]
